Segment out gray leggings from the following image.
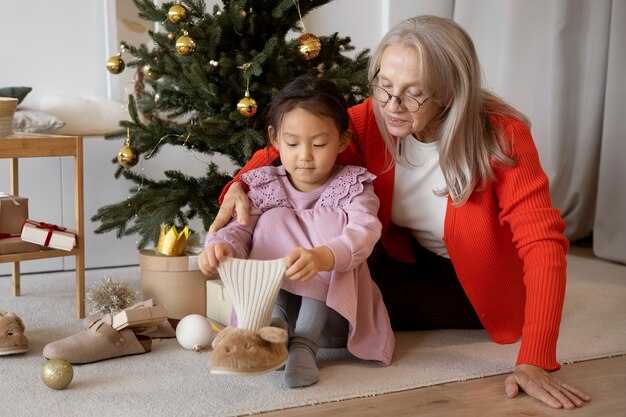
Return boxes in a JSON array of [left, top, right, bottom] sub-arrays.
[[273, 289, 349, 348]]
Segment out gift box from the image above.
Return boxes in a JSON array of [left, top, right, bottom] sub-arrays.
[[206, 279, 234, 326], [139, 250, 209, 320], [0, 235, 40, 255], [111, 305, 168, 331], [0, 194, 29, 235], [20, 220, 76, 251]]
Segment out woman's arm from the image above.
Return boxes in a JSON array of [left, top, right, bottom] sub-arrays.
[[209, 147, 279, 232], [218, 146, 280, 203], [494, 118, 589, 408], [494, 119, 568, 369]]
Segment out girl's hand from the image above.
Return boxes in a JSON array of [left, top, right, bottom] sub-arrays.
[[284, 246, 334, 282], [198, 243, 233, 277], [209, 182, 250, 232], [504, 364, 591, 409]]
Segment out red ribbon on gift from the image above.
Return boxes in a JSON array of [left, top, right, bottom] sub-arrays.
[[22, 220, 69, 247], [36, 222, 67, 247], [0, 233, 20, 240]]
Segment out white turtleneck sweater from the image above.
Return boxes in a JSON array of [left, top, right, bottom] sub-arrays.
[[391, 136, 449, 258]]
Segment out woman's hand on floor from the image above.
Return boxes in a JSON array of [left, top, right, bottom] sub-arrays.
[[504, 363, 591, 409]]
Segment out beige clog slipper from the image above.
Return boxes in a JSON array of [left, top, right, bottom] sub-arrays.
[[43, 319, 151, 364], [0, 310, 29, 355]]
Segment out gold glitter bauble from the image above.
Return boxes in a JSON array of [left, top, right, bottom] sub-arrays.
[[175, 34, 196, 56], [143, 64, 163, 81], [117, 145, 139, 168], [168, 4, 187, 23], [106, 55, 125, 74], [297, 33, 321, 60], [237, 95, 257, 117], [41, 358, 74, 390]]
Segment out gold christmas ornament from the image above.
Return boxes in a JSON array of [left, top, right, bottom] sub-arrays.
[[176, 31, 196, 56], [236, 62, 257, 117], [156, 224, 190, 256], [143, 64, 163, 81], [117, 128, 139, 168], [167, 32, 176, 41], [106, 54, 125, 74], [41, 358, 74, 390], [292, 0, 321, 60], [237, 93, 257, 117], [297, 33, 321, 60], [117, 145, 139, 168], [168, 3, 188, 23]]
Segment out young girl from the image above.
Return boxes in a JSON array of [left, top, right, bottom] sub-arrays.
[[199, 75, 394, 388]]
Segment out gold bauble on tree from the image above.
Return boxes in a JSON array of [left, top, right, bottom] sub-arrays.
[[143, 64, 163, 81], [117, 144, 139, 168], [176, 31, 196, 56], [237, 92, 257, 117], [118, 129, 139, 168], [297, 33, 321, 60], [106, 54, 125, 74], [168, 3, 188, 23], [41, 358, 74, 390]]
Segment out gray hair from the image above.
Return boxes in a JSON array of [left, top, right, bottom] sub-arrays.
[[369, 15, 528, 205]]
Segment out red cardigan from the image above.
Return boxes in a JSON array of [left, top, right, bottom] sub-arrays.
[[222, 98, 569, 370]]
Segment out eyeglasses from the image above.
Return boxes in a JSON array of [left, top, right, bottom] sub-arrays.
[[369, 85, 429, 113]]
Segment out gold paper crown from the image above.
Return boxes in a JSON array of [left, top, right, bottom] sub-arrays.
[[156, 224, 190, 256]]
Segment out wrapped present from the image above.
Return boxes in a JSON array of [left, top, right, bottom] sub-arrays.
[[139, 250, 209, 320], [20, 220, 76, 251], [206, 279, 234, 326], [0, 234, 40, 255], [111, 305, 168, 331], [0, 194, 29, 235]]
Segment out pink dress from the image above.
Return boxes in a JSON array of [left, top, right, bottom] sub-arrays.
[[206, 165, 395, 365]]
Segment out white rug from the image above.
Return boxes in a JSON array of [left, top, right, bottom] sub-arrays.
[[0, 245, 624, 417]]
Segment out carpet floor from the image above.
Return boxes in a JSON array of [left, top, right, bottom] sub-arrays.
[[0, 245, 624, 417]]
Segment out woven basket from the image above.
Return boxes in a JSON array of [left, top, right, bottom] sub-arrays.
[[0, 97, 18, 136]]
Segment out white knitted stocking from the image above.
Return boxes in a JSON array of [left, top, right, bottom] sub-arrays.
[[217, 258, 286, 332]]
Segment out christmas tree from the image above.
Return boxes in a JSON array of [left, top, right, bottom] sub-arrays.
[[92, 0, 370, 248]]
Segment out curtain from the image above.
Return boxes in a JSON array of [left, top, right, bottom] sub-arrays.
[[593, 0, 626, 264], [453, 0, 624, 263]]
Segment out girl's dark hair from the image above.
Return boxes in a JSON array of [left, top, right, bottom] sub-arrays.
[[265, 75, 350, 141]]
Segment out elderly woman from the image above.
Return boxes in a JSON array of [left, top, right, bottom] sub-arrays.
[[211, 15, 590, 409]]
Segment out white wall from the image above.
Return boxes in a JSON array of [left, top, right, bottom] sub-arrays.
[[0, 0, 107, 107]]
